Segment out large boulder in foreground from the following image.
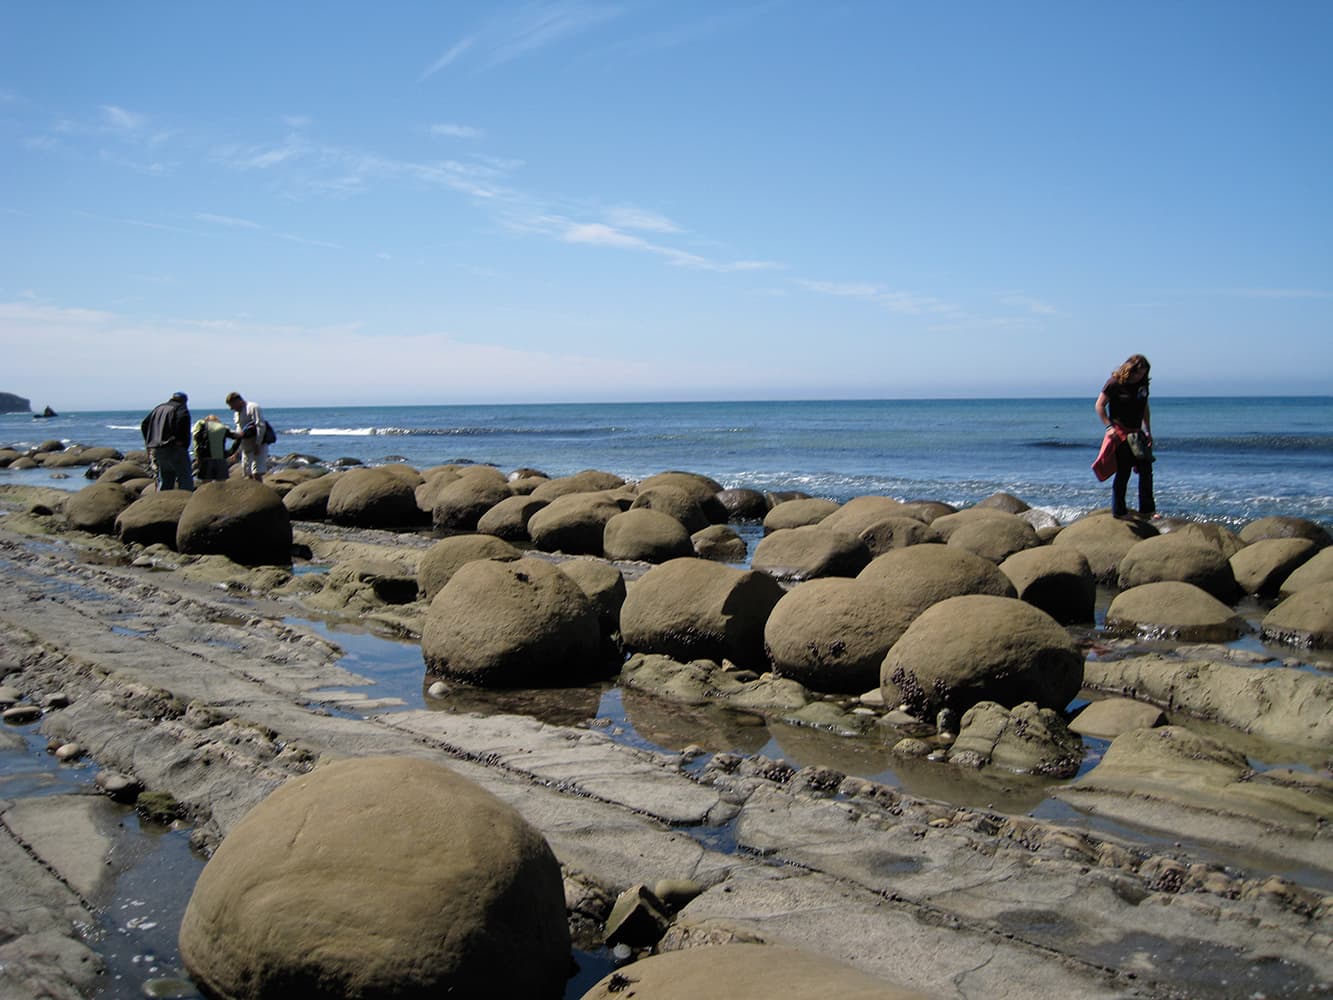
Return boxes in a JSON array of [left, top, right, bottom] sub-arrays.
[[1104, 581, 1246, 642], [431, 475, 512, 532], [1229, 538, 1317, 596], [1116, 535, 1239, 601], [476, 494, 548, 541], [65, 481, 136, 534], [764, 578, 903, 693], [176, 480, 292, 566], [422, 558, 601, 686], [1261, 582, 1333, 649], [579, 943, 928, 1000], [858, 544, 1016, 609], [603, 508, 694, 563], [999, 547, 1095, 624], [115, 490, 192, 548], [417, 534, 521, 603], [179, 757, 569, 1000], [880, 595, 1083, 719], [1280, 547, 1333, 596], [527, 492, 624, 556], [620, 558, 785, 671], [751, 525, 871, 581], [1239, 515, 1331, 549], [328, 467, 425, 529], [282, 473, 341, 521]]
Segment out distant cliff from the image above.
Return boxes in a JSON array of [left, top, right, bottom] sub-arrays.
[[0, 392, 32, 414]]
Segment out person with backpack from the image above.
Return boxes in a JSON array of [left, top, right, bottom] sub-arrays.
[[140, 391, 194, 491], [192, 413, 236, 482], [224, 391, 275, 481]]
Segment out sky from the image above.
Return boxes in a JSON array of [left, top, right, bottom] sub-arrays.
[[1, 1, 1330, 410]]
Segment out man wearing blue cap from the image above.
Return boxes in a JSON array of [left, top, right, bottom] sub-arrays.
[[140, 391, 194, 491]]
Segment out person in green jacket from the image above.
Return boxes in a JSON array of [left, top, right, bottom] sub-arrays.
[[192, 413, 236, 482]]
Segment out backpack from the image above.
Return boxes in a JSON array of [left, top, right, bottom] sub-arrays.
[[262, 420, 277, 445]]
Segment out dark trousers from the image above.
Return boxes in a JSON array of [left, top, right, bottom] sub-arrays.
[[1112, 441, 1154, 516]]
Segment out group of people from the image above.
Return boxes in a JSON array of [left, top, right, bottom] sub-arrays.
[[139, 391, 271, 492]]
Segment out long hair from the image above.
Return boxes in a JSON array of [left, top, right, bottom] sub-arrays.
[[1111, 354, 1149, 384]]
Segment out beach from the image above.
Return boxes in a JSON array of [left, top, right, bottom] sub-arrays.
[[1, 420, 1331, 999]]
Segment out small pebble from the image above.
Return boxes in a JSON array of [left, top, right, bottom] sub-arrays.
[[2, 704, 41, 724], [44, 691, 71, 709], [55, 743, 84, 762], [611, 943, 633, 961], [426, 681, 450, 698]]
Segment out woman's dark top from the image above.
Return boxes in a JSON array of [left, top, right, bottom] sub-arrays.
[[1102, 377, 1149, 430]]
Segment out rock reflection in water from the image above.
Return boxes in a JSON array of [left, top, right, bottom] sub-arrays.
[[618, 687, 770, 756], [872, 751, 1057, 814], [423, 679, 606, 729]]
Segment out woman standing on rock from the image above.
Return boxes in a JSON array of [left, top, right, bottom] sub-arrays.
[[1095, 354, 1156, 518]]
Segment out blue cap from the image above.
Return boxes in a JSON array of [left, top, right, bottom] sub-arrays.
[[172, 392, 188, 402]]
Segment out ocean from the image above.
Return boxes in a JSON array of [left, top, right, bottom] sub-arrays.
[[3, 396, 1330, 529]]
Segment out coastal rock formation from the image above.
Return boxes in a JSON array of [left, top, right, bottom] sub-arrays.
[[691, 523, 748, 562], [751, 524, 871, 580], [856, 515, 932, 555], [941, 511, 1041, 563], [1104, 581, 1246, 642], [95, 461, 149, 484], [629, 486, 710, 533], [880, 595, 1083, 718], [1280, 547, 1333, 595], [421, 557, 601, 686], [1051, 512, 1158, 582], [603, 508, 694, 563], [261, 466, 327, 499], [431, 475, 512, 532], [476, 494, 549, 541], [528, 492, 624, 556], [1068, 697, 1166, 739], [579, 943, 928, 1000], [1260, 582, 1333, 648], [557, 558, 626, 637], [820, 495, 912, 536], [927, 506, 1017, 542], [857, 544, 1016, 609], [282, 472, 341, 521], [328, 467, 425, 529], [998, 547, 1096, 624], [715, 487, 769, 520], [1229, 538, 1317, 595], [1116, 534, 1240, 601], [1160, 520, 1247, 559], [176, 479, 292, 566], [635, 471, 728, 524], [114, 490, 191, 548], [529, 469, 625, 500], [0, 391, 31, 413], [764, 578, 904, 693], [974, 491, 1030, 514], [620, 558, 785, 671], [762, 497, 840, 532], [64, 482, 135, 534], [947, 700, 1083, 777], [1239, 515, 1331, 549], [417, 534, 521, 602], [179, 756, 570, 1000]]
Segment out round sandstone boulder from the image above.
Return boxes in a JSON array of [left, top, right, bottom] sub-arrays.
[[431, 476, 512, 532], [417, 534, 522, 603], [529, 469, 626, 501], [603, 508, 694, 563], [715, 487, 769, 521], [476, 494, 549, 541], [558, 559, 627, 636], [751, 525, 871, 581], [578, 943, 927, 1000], [528, 492, 624, 556], [1051, 513, 1159, 582], [115, 490, 192, 548], [857, 544, 1016, 608], [635, 471, 728, 523], [413, 470, 461, 515], [974, 491, 1031, 514], [328, 468, 425, 529], [1280, 548, 1333, 596], [943, 512, 1041, 563], [1105, 581, 1246, 642], [820, 495, 910, 536], [620, 558, 785, 671], [1239, 515, 1331, 549], [422, 558, 601, 686], [899, 500, 955, 523], [97, 461, 150, 484], [1117, 534, 1239, 601], [179, 756, 569, 1000], [765, 578, 904, 693], [176, 480, 292, 566], [1260, 582, 1333, 649], [763, 497, 840, 532], [282, 473, 341, 522], [65, 481, 136, 534], [880, 594, 1083, 718], [1229, 538, 1317, 596], [629, 486, 710, 533], [856, 516, 932, 556], [692, 523, 749, 562], [998, 546, 1095, 624], [1159, 521, 1246, 560]]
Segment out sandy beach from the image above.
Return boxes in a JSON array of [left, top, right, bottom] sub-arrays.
[[1, 460, 1330, 998]]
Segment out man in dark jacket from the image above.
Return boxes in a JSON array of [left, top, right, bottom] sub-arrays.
[[140, 391, 194, 491]]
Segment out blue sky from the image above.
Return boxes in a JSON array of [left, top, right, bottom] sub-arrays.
[[1, 1, 1329, 409]]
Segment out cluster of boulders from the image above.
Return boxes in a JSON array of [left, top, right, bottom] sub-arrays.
[[0, 439, 124, 473]]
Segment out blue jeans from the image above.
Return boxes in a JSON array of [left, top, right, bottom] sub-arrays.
[[1111, 440, 1153, 516], [152, 446, 194, 491]]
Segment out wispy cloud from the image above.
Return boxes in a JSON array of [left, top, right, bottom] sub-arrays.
[[1000, 293, 1058, 315], [604, 205, 681, 233], [430, 122, 485, 140], [193, 210, 342, 250], [101, 104, 146, 131], [420, 36, 477, 82], [796, 278, 954, 316], [542, 215, 779, 273], [420, 3, 626, 78], [195, 212, 264, 230]]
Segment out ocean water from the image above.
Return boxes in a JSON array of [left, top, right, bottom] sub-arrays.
[[3, 396, 1330, 529]]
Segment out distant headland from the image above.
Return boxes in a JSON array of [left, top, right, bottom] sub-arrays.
[[0, 392, 32, 414]]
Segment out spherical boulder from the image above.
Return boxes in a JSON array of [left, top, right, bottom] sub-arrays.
[[880, 594, 1083, 718], [974, 491, 1031, 514], [1239, 515, 1331, 550], [1280, 548, 1333, 597], [97, 461, 150, 484], [1261, 582, 1333, 648], [529, 469, 625, 501], [422, 558, 601, 686], [176, 480, 292, 566], [943, 512, 1041, 563], [432, 475, 513, 532], [763, 497, 840, 532], [527, 492, 624, 556], [692, 523, 749, 562], [578, 943, 927, 1000], [856, 516, 932, 556], [64, 481, 136, 534], [751, 525, 871, 581], [715, 487, 769, 521], [1160, 521, 1246, 560], [417, 534, 522, 602], [1105, 581, 1246, 642], [179, 756, 570, 1000], [603, 508, 694, 563], [1052, 512, 1158, 582], [858, 544, 1016, 608], [1230, 538, 1317, 596], [1117, 534, 1239, 601], [629, 486, 710, 533], [282, 472, 341, 521], [413, 469, 461, 515], [765, 578, 903, 693], [635, 471, 728, 523], [115, 490, 192, 548], [558, 559, 626, 636], [820, 495, 909, 536], [476, 494, 549, 541], [999, 546, 1096, 624], [620, 558, 785, 670], [327, 468, 425, 529]]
